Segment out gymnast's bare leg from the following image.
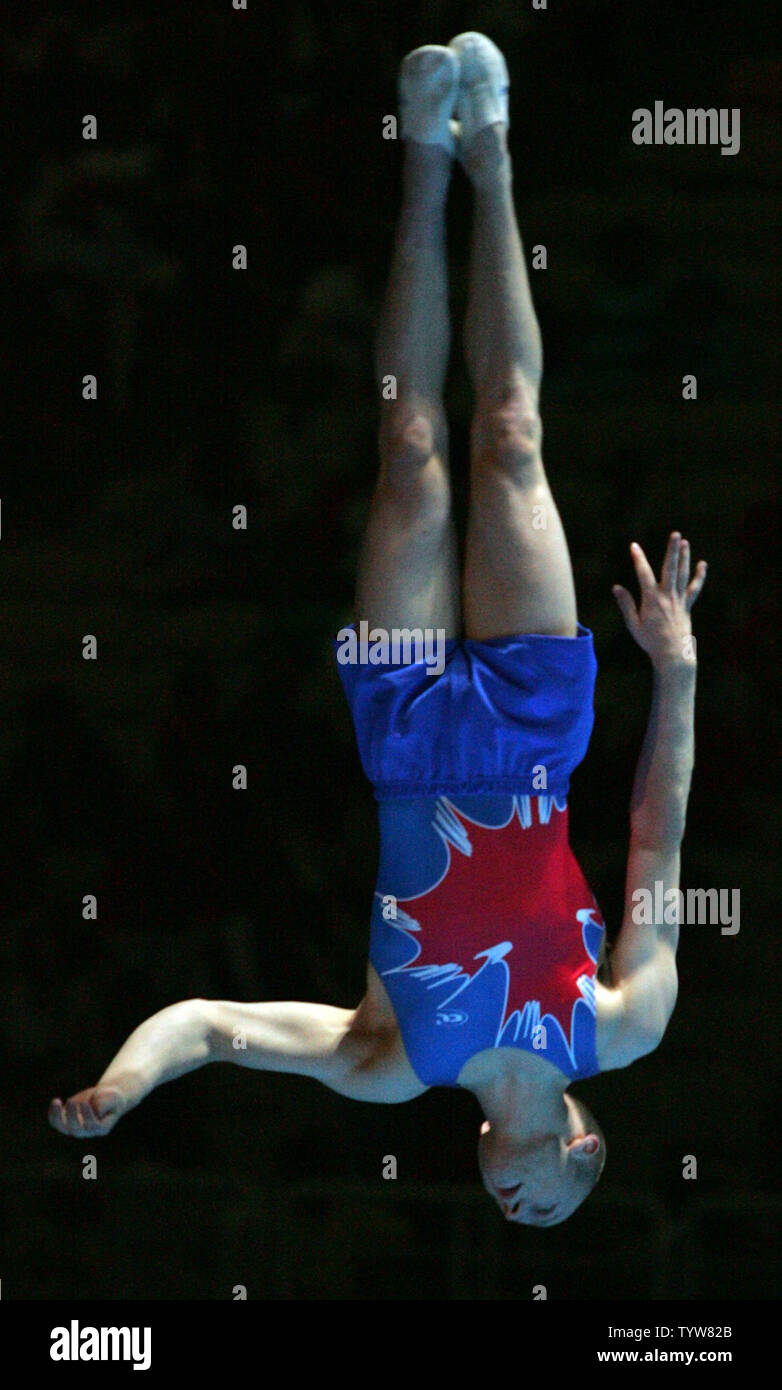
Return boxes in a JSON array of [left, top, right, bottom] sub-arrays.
[[460, 120, 578, 639]]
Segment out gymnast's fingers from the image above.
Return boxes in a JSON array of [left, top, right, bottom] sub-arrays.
[[685, 559, 708, 610], [661, 532, 681, 595], [676, 538, 691, 596], [630, 541, 657, 593], [612, 584, 641, 638]]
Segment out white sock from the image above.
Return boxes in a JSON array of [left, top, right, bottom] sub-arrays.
[[448, 32, 510, 145], [398, 45, 460, 155]]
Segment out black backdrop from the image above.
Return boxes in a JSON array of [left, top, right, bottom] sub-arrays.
[[3, 0, 779, 1300]]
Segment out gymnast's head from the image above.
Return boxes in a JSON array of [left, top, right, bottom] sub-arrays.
[[477, 1094, 605, 1225]]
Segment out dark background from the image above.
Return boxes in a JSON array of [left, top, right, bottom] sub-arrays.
[[2, 0, 779, 1299]]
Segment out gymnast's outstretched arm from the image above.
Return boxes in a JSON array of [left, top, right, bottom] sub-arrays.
[[48, 996, 409, 1139], [603, 532, 707, 1066]]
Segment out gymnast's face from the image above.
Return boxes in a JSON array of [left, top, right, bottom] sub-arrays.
[[477, 1118, 602, 1225]]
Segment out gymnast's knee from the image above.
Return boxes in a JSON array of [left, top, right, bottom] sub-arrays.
[[377, 401, 450, 514], [472, 371, 543, 483]]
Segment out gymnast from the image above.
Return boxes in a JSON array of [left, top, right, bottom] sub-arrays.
[[50, 34, 707, 1226]]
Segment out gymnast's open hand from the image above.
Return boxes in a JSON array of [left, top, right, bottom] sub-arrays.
[[612, 532, 707, 671]]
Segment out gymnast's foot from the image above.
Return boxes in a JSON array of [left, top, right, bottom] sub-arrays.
[[449, 32, 511, 187], [398, 44, 461, 156]]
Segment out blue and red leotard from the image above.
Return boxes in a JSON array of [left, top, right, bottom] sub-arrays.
[[333, 623, 604, 1087]]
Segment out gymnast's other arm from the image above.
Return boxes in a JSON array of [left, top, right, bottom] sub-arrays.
[[599, 531, 707, 1069], [49, 995, 426, 1138]]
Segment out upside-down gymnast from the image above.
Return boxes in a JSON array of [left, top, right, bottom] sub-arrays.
[[50, 34, 707, 1226]]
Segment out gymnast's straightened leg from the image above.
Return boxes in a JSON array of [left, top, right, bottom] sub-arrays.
[[459, 103, 579, 640]]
